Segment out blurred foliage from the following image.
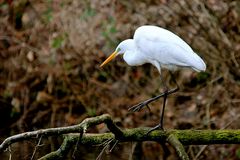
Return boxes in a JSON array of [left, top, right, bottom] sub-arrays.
[[51, 34, 65, 49], [0, 0, 240, 159], [80, 6, 96, 20]]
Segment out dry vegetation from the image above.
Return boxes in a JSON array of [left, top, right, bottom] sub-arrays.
[[0, 0, 240, 159]]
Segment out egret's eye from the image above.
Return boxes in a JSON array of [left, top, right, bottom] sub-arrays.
[[117, 48, 121, 52]]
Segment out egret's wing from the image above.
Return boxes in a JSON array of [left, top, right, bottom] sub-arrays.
[[134, 26, 206, 71], [134, 26, 193, 53]]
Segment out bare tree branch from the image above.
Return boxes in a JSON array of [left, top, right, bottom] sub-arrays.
[[0, 114, 122, 152]]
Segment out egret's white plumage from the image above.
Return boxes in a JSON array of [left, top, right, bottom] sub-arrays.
[[100, 25, 206, 131]]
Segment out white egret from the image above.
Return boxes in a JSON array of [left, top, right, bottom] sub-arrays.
[[100, 25, 206, 132]]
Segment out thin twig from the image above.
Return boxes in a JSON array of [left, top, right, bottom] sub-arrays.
[[96, 138, 115, 160], [72, 131, 84, 159], [31, 135, 43, 160], [8, 147, 12, 160], [193, 145, 208, 160], [109, 140, 119, 152]]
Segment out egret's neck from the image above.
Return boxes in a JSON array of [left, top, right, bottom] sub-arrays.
[[123, 50, 146, 66], [118, 39, 146, 66]]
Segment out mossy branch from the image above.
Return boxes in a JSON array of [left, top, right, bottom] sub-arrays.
[[57, 128, 240, 145], [39, 129, 240, 160], [0, 114, 122, 152], [167, 134, 190, 160], [1, 114, 240, 160]]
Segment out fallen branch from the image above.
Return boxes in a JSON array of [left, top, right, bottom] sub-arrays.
[[1, 114, 240, 159], [39, 129, 240, 160], [54, 128, 240, 146]]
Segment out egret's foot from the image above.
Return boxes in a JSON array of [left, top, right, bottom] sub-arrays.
[[128, 101, 151, 113], [128, 87, 179, 113], [147, 124, 164, 135]]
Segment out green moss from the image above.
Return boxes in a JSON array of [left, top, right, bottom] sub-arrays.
[[236, 147, 240, 159]]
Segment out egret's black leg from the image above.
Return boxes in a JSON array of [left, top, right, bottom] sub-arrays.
[[147, 86, 168, 134], [147, 71, 179, 133]]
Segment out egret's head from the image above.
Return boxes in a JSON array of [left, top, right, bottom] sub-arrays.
[[100, 39, 134, 67]]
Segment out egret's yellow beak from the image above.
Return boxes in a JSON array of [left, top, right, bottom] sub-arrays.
[[100, 51, 118, 67]]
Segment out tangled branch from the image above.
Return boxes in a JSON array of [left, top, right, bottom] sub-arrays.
[[1, 114, 240, 160]]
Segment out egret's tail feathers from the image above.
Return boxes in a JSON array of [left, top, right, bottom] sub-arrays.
[[191, 53, 206, 72]]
